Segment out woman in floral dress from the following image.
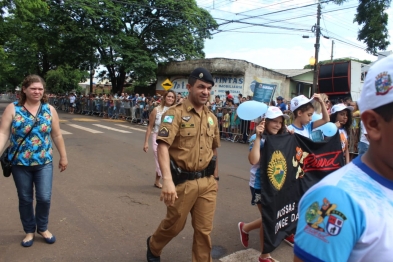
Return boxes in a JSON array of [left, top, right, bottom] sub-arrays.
[[0, 75, 68, 247]]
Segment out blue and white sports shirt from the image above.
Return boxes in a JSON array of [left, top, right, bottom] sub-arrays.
[[294, 156, 393, 262]]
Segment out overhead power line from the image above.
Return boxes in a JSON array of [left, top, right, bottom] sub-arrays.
[[236, 0, 297, 15], [217, 0, 333, 27]]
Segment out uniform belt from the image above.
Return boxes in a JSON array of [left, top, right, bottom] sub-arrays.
[[179, 169, 211, 181]]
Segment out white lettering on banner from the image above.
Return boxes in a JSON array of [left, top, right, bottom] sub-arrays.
[[276, 202, 296, 219], [291, 213, 299, 222], [274, 202, 298, 234], [275, 217, 289, 234]]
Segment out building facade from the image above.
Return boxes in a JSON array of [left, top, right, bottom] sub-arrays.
[[155, 58, 290, 102]]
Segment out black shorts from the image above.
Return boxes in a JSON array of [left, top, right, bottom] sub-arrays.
[[250, 186, 262, 206]]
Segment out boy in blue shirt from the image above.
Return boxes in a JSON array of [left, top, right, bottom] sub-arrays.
[[294, 54, 393, 261]]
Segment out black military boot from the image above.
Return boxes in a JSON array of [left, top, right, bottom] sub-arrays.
[[146, 236, 160, 262]]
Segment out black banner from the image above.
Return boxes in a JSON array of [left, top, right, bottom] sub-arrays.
[[260, 132, 344, 253]]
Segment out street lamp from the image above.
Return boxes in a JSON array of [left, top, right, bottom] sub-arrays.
[[309, 56, 316, 66], [310, 52, 319, 95]]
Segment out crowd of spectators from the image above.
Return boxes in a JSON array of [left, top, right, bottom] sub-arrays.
[[46, 90, 364, 155], [47, 92, 193, 126]]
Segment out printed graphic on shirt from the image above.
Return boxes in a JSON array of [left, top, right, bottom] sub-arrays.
[[339, 131, 347, 151], [158, 127, 169, 137], [303, 197, 347, 242], [163, 115, 174, 124], [267, 151, 287, 190], [375, 72, 392, 95]]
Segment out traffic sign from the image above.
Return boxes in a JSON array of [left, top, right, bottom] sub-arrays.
[[161, 79, 173, 90]]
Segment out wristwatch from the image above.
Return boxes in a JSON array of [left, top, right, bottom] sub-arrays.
[[214, 176, 219, 181]]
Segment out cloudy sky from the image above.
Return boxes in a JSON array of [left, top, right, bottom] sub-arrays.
[[196, 0, 393, 69]]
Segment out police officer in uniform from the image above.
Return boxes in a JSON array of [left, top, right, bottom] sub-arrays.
[[146, 68, 220, 262]]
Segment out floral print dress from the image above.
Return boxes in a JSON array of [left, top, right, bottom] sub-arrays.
[[8, 102, 53, 166]]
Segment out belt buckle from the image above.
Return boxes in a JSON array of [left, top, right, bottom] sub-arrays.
[[195, 172, 202, 179]]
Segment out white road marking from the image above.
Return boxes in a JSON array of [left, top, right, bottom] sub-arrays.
[[66, 124, 103, 134], [60, 129, 72, 135], [92, 124, 132, 133], [115, 124, 145, 132]]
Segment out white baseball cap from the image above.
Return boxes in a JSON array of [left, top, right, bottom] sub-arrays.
[[262, 106, 290, 120], [290, 95, 314, 112], [358, 54, 393, 113], [330, 103, 354, 114]]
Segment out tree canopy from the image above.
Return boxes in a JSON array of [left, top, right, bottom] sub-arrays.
[[333, 0, 391, 54], [0, 0, 217, 93]]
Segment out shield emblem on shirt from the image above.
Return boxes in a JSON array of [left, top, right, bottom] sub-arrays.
[[326, 215, 343, 236]]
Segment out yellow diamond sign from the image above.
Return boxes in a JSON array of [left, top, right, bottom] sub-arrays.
[[161, 79, 173, 90]]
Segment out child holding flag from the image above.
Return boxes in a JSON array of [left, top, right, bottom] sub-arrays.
[[238, 106, 289, 262]]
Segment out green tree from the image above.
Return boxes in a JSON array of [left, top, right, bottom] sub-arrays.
[[0, 0, 96, 85], [66, 0, 217, 94], [333, 0, 391, 54], [45, 65, 88, 94]]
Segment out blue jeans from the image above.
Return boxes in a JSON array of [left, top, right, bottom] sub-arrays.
[[12, 163, 53, 233], [358, 142, 369, 155]]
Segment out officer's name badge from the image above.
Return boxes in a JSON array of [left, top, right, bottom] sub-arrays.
[[182, 116, 191, 122], [181, 123, 195, 128], [163, 115, 174, 124]]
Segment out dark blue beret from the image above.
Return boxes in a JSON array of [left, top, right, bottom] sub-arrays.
[[189, 68, 214, 86]]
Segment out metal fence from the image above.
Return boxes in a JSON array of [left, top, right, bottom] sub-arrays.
[[48, 96, 151, 124], [0, 93, 17, 102], [211, 106, 256, 143]]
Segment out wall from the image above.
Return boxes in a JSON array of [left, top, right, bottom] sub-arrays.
[[243, 63, 289, 101], [290, 71, 313, 98], [156, 58, 289, 102], [350, 61, 362, 101]]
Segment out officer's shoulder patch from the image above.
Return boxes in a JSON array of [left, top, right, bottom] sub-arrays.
[[163, 115, 174, 124], [158, 127, 169, 137]]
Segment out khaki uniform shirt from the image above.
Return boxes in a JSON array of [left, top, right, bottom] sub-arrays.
[[156, 99, 220, 171]]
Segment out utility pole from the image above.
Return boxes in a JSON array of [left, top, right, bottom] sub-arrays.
[[331, 40, 335, 61], [312, 0, 321, 94]]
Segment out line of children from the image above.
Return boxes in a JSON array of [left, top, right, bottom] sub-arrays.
[[281, 93, 330, 246], [238, 106, 290, 262]]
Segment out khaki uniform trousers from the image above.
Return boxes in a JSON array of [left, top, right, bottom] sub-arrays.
[[150, 175, 217, 262]]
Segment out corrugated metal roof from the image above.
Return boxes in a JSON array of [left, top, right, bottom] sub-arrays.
[[273, 69, 313, 77]]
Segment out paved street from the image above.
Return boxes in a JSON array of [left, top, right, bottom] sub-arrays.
[[0, 103, 293, 262]]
